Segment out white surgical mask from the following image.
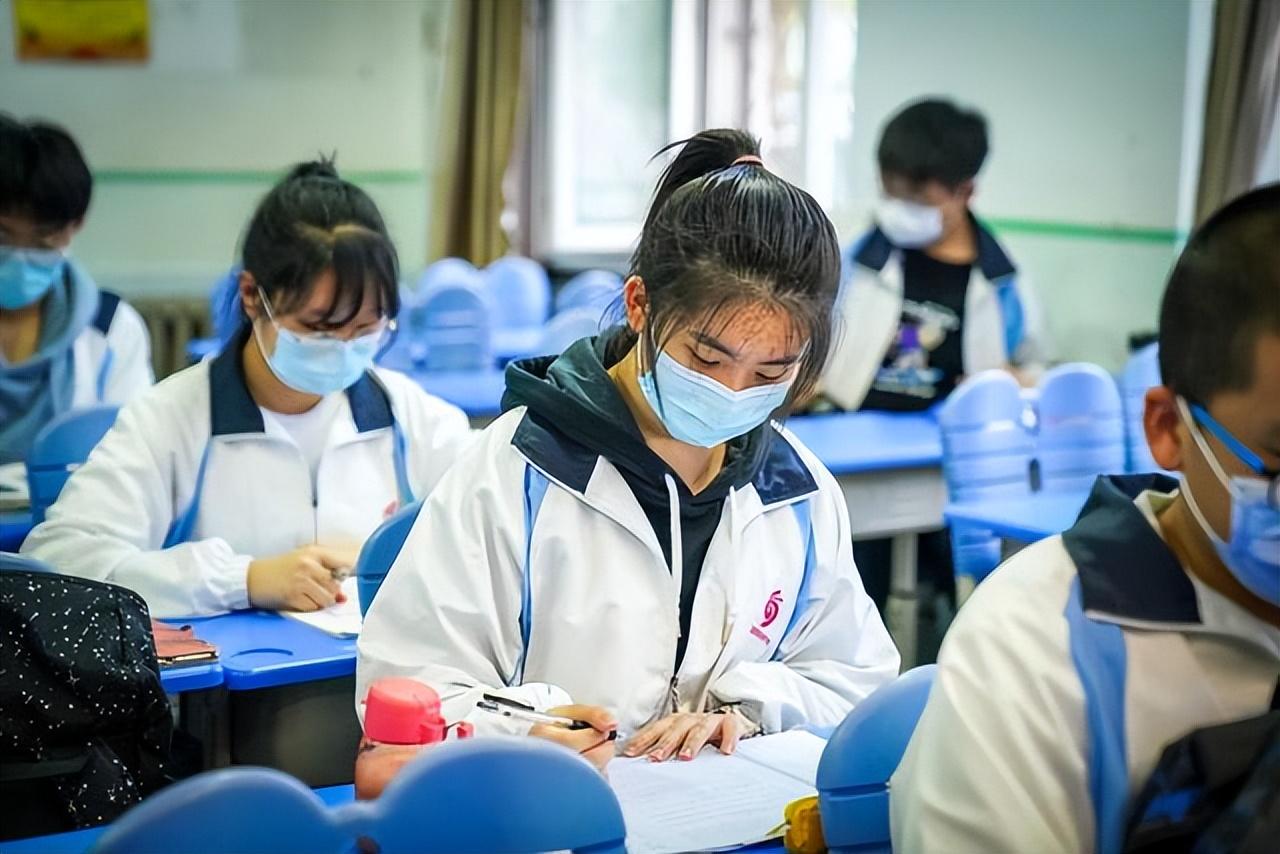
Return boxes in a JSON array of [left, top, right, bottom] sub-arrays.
[[876, 198, 944, 248]]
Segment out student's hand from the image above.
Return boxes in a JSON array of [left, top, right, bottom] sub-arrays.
[[530, 704, 618, 773], [246, 544, 357, 611], [623, 711, 743, 762]]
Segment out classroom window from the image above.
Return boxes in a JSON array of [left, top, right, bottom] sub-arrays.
[[533, 0, 859, 267]]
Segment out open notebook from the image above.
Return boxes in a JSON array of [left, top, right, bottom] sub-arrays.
[[280, 577, 363, 637], [609, 729, 826, 854]]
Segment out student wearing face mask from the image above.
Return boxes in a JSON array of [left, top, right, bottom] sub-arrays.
[[891, 184, 1280, 853], [820, 98, 1048, 412], [21, 160, 471, 618], [357, 130, 900, 771], [0, 114, 153, 472]]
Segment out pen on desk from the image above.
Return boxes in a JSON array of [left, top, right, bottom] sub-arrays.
[[477, 696, 622, 742]]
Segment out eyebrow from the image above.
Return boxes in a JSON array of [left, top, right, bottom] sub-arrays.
[[691, 332, 803, 366]]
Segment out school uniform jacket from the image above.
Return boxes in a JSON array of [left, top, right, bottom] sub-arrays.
[[890, 474, 1280, 854], [820, 223, 1048, 410], [356, 406, 901, 737], [70, 282, 153, 408], [21, 331, 472, 618]]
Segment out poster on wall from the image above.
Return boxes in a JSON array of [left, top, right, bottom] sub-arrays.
[[13, 0, 150, 62]]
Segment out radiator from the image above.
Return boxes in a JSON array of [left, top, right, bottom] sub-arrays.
[[131, 297, 214, 380]]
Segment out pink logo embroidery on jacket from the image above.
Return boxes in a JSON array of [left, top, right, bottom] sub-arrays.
[[749, 590, 784, 644]]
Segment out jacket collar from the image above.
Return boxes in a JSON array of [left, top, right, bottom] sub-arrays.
[[1062, 473, 1200, 626]]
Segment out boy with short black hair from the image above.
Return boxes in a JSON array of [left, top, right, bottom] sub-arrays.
[[891, 183, 1280, 853], [821, 97, 1047, 411], [0, 114, 153, 467]]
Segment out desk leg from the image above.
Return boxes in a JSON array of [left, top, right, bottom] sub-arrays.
[[886, 533, 918, 670], [180, 686, 230, 771]]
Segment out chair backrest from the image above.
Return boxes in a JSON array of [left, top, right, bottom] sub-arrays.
[[1036, 362, 1125, 492], [938, 371, 1034, 503], [418, 279, 494, 372], [539, 306, 605, 357], [210, 266, 243, 344], [555, 269, 622, 316], [93, 768, 349, 854], [483, 256, 551, 331], [26, 405, 120, 524], [817, 665, 937, 854], [356, 501, 424, 616], [1120, 343, 1162, 473], [371, 736, 627, 854]]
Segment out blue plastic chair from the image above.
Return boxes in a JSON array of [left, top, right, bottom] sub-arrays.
[[555, 269, 622, 316], [484, 256, 551, 330], [938, 372, 1034, 585], [25, 405, 120, 525], [417, 279, 494, 372], [397, 259, 482, 367], [538, 306, 604, 357], [371, 736, 627, 854], [817, 665, 938, 854], [185, 267, 243, 363], [356, 500, 424, 616], [1120, 344, 1162, 474], [93, 767, 350, 854], [1036, 363, 1125, 493]]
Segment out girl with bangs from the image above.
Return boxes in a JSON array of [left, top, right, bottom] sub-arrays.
[[22, 161, 471, 618], [357, 131, 898, 770]]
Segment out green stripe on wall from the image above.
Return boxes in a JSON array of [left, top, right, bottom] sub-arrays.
[[93, 168, 425, 185], [985, 217, 1182, 245], [90, 169, 1182, 245]]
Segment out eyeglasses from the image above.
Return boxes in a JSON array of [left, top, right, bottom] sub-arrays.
[[1189, 401, 1280, 508], [259, 287, 397, 345]]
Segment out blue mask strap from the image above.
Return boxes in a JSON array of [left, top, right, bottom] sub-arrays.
[[1189, 402, 1275, 476]]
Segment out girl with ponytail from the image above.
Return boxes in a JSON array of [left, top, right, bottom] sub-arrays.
[[358, 131, 898, 771]]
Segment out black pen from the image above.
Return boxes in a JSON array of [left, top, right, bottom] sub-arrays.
[[478, 693, 622, 741]]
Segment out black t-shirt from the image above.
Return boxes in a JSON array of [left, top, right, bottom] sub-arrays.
[[861, 249, 971, 412]]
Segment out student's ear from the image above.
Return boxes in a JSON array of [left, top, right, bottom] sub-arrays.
[[238, 271, 263, 322], [955, 179, 976, 206], [1144, 386, 1186, 471], [623, 275, 649, 334]]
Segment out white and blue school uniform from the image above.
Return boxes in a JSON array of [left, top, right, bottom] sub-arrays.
[[357, 403, 900, 738], [21, 327, 472, 618], [890, 474, 1280, 854], [820, 221, 1048, 410], [0, 261, 152, 466]]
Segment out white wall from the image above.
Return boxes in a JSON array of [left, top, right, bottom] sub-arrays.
[[0, 0, 453, 298], [850, 0, 1205, 369]]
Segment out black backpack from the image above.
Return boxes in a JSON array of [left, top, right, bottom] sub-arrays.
[[1124, 685, 1280, 854], [0, 569, 173, 840]]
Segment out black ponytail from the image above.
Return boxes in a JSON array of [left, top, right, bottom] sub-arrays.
[[240, 155, 399, 328], [613, 128, 840, 411]]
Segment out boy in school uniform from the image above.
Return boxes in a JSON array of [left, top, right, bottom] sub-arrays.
[[0, 114, 153, 469], [820, 97, 1047, 412], [890, 183, 1280, 853]]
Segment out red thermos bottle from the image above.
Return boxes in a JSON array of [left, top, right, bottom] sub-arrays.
[[354, 677, 472, 800]]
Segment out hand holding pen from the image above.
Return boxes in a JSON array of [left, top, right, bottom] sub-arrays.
[[478, 694, 620, 773]]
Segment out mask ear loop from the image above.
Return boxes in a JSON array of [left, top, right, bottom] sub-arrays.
[[1176, 396, 1233, 545]]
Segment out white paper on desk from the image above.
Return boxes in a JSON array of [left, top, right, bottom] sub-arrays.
[[280, 577, 362, 636], [0, 462, 30, 510], [608, 730, 825, 854]]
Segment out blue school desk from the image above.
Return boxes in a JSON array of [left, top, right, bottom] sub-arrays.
[[786, 412, 946, 669], [413, 367, 508, 420], [159, 662, 224, 693], [0, 510, 34, 552], [944, 489, 1091, 545], [183, 610, 357, 691]]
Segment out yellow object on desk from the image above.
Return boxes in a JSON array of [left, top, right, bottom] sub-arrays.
[[781, 794, 826, 854]]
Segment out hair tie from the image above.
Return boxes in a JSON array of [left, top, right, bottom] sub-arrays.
[[731, 154, 764, 168]]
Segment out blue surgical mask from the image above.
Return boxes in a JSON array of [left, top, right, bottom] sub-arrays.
[[638, 348, 794, 448], [254, 289, 387, 395], [1178, 397, 1280, 607], [0, 247, 67, 309]]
